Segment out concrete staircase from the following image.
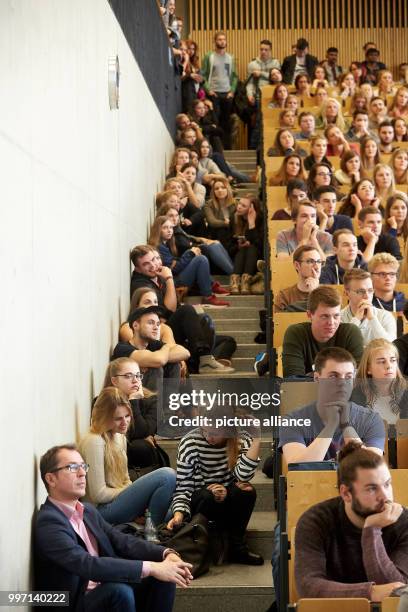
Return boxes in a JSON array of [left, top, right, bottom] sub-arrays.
[[159, 438, 276, 612], [166, 150, 275, 611]]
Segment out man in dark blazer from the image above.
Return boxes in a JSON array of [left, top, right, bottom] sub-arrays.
[[34, 444, 192, 612], [281, 38, 319, 84]]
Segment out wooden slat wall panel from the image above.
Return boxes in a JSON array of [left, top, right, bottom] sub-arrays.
[[190, 28, 408, 81], [189, 0, 408, 79]]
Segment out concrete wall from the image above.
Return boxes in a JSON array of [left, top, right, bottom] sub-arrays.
[[0, 0, 174, 590]]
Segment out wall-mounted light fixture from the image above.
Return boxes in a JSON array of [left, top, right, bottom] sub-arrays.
[[108, 55, 120, 110]]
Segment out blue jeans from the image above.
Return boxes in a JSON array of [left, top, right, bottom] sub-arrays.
[[175, 254, 212, 296], [97, 467, 176, 525], [271, 521, 281, 604], [200, 242, 234, 274], [83, 578, 176, 612]]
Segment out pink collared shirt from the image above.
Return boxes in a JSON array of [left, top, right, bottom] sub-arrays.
[[48, 497, 154, 582]]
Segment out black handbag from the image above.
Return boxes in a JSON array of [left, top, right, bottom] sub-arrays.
[[233, 77, 256, 123], [157, 513, 211, 578]]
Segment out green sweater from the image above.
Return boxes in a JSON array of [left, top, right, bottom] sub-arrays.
[[201, 51, 238, 94], [282, 322, 364, 378]]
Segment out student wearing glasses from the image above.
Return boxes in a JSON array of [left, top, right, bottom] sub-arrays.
[[35, 444, 191, 612], [79, 387, 176, 526], [368, 253, 406, 313], [341, 269, 396, 346], [103, 358, 165, 478], [274, 245, 321, 312]]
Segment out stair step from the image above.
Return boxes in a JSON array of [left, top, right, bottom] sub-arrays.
[[174, 564, 274, 612], [235, 343, 266, 358], [247, 510, 277, 558], [203, 307, 258, 319], [185, 295, 264, 307], [224, 150, 257, 159], [213, 318, 259, 331], [231, 356, 257, 372], [223, 330, 264, 343], [252, 470, 275, 511], [190, 371, 259, 379]]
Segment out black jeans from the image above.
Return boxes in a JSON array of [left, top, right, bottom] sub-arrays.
[[212, 334, 237, 360], [190, 482, 256, 548], [209, 93, 234, 149], [234, 244, 259, 275]]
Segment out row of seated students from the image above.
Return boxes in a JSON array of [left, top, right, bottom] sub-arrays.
[[262, 34, 408, 611]]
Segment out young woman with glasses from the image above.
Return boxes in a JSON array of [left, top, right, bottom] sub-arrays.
[[79, 386, 175, 525]]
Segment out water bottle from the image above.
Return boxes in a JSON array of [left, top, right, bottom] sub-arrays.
[[144, 510, 158, 543]]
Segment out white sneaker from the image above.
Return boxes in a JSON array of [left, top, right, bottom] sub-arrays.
[[199, 355, 235, 373]]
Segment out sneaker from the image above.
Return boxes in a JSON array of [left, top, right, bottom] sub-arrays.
[[199, 355, 235, 374], [254, 351, 269, 376], [203, 295, 230, 307], [211, 281, 230, 296]]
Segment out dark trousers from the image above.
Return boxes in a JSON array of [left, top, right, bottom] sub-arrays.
[[168, 305, 211, 356], [83, 578, 175, 612], [190, 483, 256, 548], [209, 93, 234, 149], [234, 244, 259, 275], [212, 334, 237, 360]]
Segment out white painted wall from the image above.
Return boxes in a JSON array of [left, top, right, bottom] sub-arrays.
[[0, 0, 174, 590]]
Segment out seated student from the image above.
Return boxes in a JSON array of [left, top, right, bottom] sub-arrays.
[[352, 338, 408, 425], [279, 347, 385, 464], [111, 306, 190, 390], [391, 147, 408, 184], [157, 203, 234, 277], [295, 442, 408, 602], [334, 150, 362, 186], [147, 216, 230, 307], [129, 287, 236, 372], [338, 178, 382, 218], [357, 207, 402, 261], [229, 195, 264, 295], [267, 128, 307, 158], [282, 286, 364, 378], [78, 387, 176, 525], [203, 177, 236, 242], [325, 125, 354, 157], [303, 136, 330, 172], [369, 252, 406, 312], [378, 119, 397, 154], [271, 178, 308, 221], [393, 118, 408, 144], [267, 83, 289, 109], [368, 96, 389, 132], [373, 163, 396, 209], [314, 186, 353, 235], [320, 228, 367, 285], [276, 200, 334, 261], [345, 109, 375, 143], [274, 245, 321, 312], [294, 111, 316, 141], [341, 269, 396, 346], [306, 162, 338, 199], [167, 421, 263, 566], [103, 358, 165, 475], [360, 136, 381, 178], [394, 302, 408, 375], [129, 246, 233, 373], [268, 153, 307, 187], [35, 444, 192, 612]]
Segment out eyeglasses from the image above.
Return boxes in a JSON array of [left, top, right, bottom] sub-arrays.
[[51, 463, 89, 474], [349, 288, 374, 296], [300, 258, 322, 265], [116, 373, 144, 381], [316, 172, 332, 177], [371, 272, 398, 278]]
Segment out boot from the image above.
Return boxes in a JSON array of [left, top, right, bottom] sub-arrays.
[[241, 273, 252, 295], [230, 274, 241, 294]]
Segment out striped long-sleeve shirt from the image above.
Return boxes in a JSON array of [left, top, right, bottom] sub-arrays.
[[171, 428, 259, 517]]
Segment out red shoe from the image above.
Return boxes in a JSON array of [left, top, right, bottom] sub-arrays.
[[211, 281, 230, 295], [203, 294, 230, 307]]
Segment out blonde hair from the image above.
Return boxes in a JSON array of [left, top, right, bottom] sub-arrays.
[[90, 387, 133, 488], [209, 177, 235, 208], [367, 252, 399, 273], [356, 339, 406, 413], [319, 97, 347, 132], [373, 163, 396, 205]]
